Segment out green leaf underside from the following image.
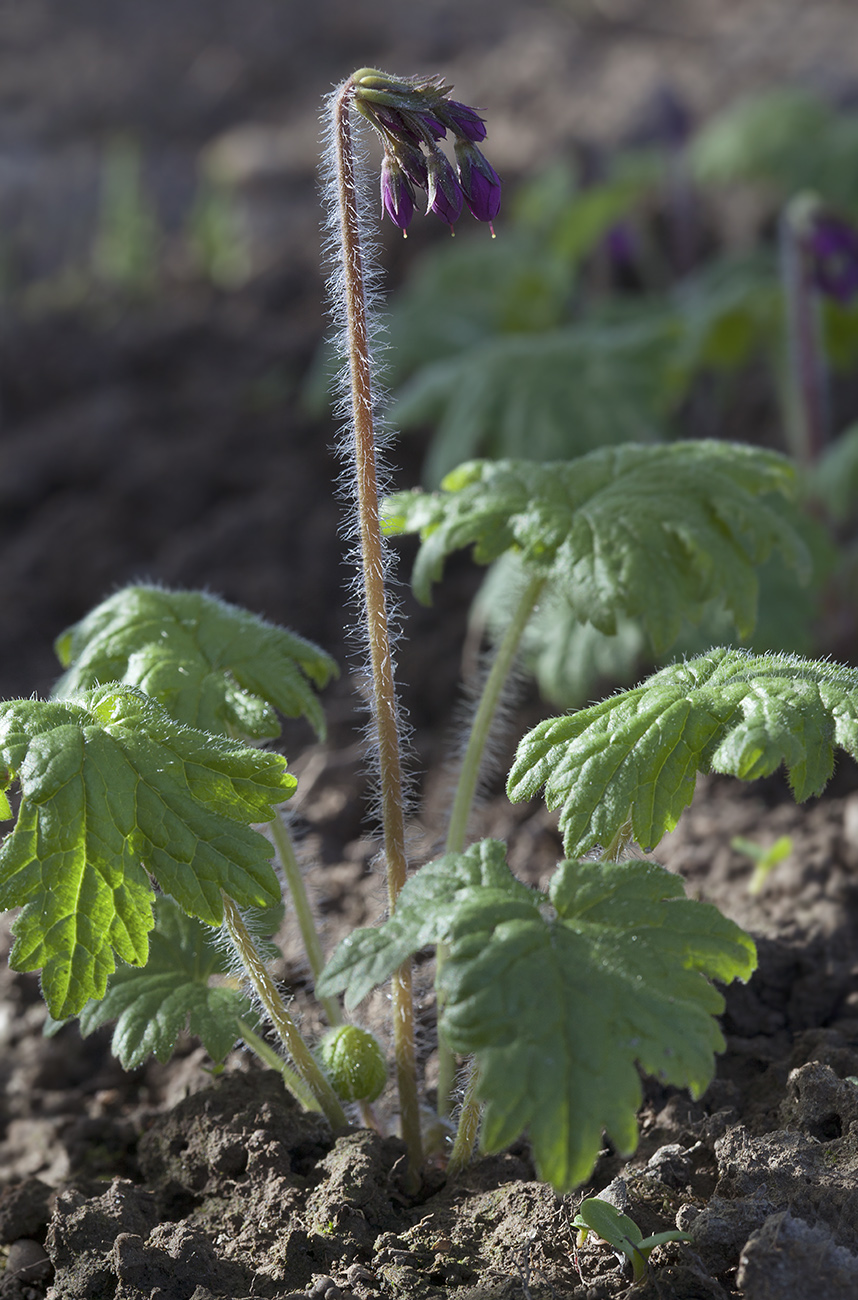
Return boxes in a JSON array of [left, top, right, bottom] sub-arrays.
[[0, 685, 293, 1018], [384, 442, 808, 653], [54, 585, 337, 742], [319, 839, 754, 1191], [509, 647, 858, 859], [78, 895, 265, 1068], [389, 319, 675, 486]]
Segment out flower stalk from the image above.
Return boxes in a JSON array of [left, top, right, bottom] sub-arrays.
[[330, 75, 422, 1176], [326, 67, 502, 1177]]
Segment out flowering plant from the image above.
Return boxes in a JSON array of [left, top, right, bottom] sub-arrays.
[[2, 71, 858, 1215]]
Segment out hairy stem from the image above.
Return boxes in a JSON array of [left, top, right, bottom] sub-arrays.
[[237, 1018, 322, 1111], [270, 811, 343, 1027], [331, 77, 422, 1175], [447, 1058, 482, 1177], [437, 572, 545, 1119], [222, 893, 347, 1129]]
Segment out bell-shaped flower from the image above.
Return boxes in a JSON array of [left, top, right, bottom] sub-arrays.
[[454, 140, 502, 223], [380, 155, 416, 231], [441, 99, 487, 142], [426, 151, 464, 226]]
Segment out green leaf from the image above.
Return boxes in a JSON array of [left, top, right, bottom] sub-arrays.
[[442, 853, 754, 1191], [474, 550, 647, 709], [385, 442, 808, 653], [320, 839, 754, 1191], [317, 838, 535, 1012], [691, 89, 858, 211], [54, 585, 337, 742], [573, 1198, 690, 1282], [0, 685, 292, 1018], [574, 1197, 644, 1250], [389, 318, 675, 486], [78, 895, 272, 1068], [509, 647, 858, 857], [813, 423, 858, 523]]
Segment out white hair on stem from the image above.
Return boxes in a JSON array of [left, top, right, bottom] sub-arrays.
[[318, 82, 417, 856]]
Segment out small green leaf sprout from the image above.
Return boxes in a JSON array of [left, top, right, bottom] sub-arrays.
[[731, 834, 794, 895], [572, 1196, 690, 1284]]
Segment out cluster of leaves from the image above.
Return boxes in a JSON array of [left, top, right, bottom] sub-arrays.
[[1, 473, 856, 1195], [384, 441, 807, 646], [0, 588, 334, 1044]]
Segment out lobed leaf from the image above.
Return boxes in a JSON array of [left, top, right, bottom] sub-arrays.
[[509, 647, 858, 858], [385, 442, 808, 653], [389, 319, 675, 487], [0, 685, 293, 1018], [317, 838, 534, 1011], [319, 839, 754, 1191], [54, 585, 337, 742], [78, 895, 275, 1068]]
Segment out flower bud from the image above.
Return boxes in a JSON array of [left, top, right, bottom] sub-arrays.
[[316, 1025, 387, 1103], [380, 155, 416, 230], [454, 140, 502, 223], [441, 99, 487, 143], [807, 212, 858, 305], [348, 68, 499, 234], [426, 151, 464, 226]]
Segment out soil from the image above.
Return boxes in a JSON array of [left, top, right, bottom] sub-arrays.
[[4, 3, 858, 1298]]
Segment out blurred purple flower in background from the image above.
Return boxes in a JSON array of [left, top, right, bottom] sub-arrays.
[[807, 212, 858, 305], [352, 69, 500, 233]]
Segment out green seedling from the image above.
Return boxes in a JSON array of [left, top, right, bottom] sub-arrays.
[[731, 834, 794, 894], [572, 1196, 690, 1284], [2, 70, 858, 1235]]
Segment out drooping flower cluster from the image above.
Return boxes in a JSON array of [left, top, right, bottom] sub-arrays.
[[806, 211, 858, 305], [350, 68, 501, 233]]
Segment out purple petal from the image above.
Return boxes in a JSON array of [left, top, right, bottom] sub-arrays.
[[380, 157, 415, 230], [455, 141, 501, 223], [426, 154, 464, 226], [808, 214, 858, 305], [418, 112, 447, 141], [372, 106, 420, 145], [443, 99, 487, 143]]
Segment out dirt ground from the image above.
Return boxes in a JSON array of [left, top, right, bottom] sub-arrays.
[[4, 2, 858, 1297]]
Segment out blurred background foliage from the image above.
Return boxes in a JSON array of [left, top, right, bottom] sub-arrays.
[[307, 85, 858, 706]]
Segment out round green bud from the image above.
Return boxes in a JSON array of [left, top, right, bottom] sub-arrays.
[[316, 1026, 387, 1103]]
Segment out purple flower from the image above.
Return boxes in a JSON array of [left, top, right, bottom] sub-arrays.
[[380, 156, 415, 231], [441, 99, 487, 143], [454, 140, 501, 223], [426, 152, 464, 227], [807, 213, 858, 305], [398, 143, 429, 190], [352, 69, 499, 233], [373, 106, 421, 145]]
